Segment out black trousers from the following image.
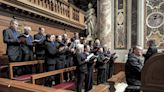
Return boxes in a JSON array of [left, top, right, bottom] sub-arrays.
[[109, 65, 114, 78], [77, 72, 86, 92], [85, 66, 93, 92], [55, 61, 64, 84], [64, 60, 74, 81], [45, 64, 56, 87], [9, 59, 23, 76], [36, 54, 45, 60], [97, 69, 106, 84]]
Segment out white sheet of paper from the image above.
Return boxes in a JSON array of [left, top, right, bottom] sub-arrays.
[[86, 53, 94, 61]]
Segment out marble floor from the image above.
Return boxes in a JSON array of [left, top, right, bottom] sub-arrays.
[[115, 82, 128, 92]]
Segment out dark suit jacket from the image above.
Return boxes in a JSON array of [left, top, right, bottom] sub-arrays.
[[3, 28, 21, 61], [22, 35, 33, 54], [45, 41, 58, 65], [75, 52, 88, 74], [21, 34, 33, 61], [55, 42, 66, 69], [125, 54, 143, 86], [34, 33, 46, 55], [144, 45, 158, 63], [96, 52, 107, 69]]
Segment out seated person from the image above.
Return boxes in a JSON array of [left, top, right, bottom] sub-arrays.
[[125, 46, 144, 86]]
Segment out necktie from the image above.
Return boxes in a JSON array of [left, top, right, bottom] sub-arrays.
[[27, 36, 33, 45], [13, 30, 18, 38], [51, 42, 55, 47]]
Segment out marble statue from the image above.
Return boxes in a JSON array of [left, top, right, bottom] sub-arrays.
[[85, 3, 97, 38]]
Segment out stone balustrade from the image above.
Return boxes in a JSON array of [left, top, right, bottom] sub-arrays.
[[0, 0, 85, 29], [26, 0, 84, 24]]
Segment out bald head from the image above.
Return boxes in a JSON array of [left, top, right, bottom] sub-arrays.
[[133, 45, 143, 56]]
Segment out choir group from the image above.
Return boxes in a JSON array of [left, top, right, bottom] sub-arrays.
[[3, 19, 118, 92]]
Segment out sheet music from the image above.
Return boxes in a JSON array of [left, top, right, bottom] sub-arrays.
[[86, 53, 94, 61], [33, 39, 41, 42]]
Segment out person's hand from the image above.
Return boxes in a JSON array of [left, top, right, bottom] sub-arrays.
[[93, 59, 97, 62], [65, 46, 68, 49], [59, 47, 64, 51], [71, 48, 75, 52], [17, 39, 21, 43], [84, 59, 88, 62]]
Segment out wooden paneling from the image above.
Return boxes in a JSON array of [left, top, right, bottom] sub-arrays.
[[0, 78, 73, 92], [113, 62, 125, 74], [0, 14, 74, 55], [141, 53, 164, 92]]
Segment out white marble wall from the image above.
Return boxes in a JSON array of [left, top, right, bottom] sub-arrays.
[[98, 0, 112, 48], [97, 0, 146, 62], [97, 0, 127, 62]]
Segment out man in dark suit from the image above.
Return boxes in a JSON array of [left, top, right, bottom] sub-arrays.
[[144, 40, 158, 64], [103, 45, 111, 79], [55, 35, 66, 84], [84, 45, 97, 92], [18, 26, 34, 74], [64, 38, 75, 81], [125, 46, 144, 87], [21, 26, 33, 61], [96, 47, 108, 84], [34, 27, 46, 60], [3, 19, 21, 62], [44, 34, 58, 87], [3, 19, 22, 76], [55, 35, 66, 70], [74, 44, 88, 92]]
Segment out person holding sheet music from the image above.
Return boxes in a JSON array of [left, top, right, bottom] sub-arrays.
[[17, 26, 34, 74], [64, 38, 75, 81], [103, 45, 111, 79], [74, 44, 88, 92], [56, 35, 66, 70], [21, 26, 33, 61], [34, 27, 46, 60], [55, 35, 66, 84], [84, 45, 97, 92], [3, 19, 22, 62], [3, 19, 23, 76], [109, 52, 118, 79], [96, 47, 109, 84]]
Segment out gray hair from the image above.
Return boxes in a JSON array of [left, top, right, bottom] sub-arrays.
[[24, 26, 31, 32], [10, 19, 18, 25]]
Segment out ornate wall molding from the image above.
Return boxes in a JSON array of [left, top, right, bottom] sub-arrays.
[[114, 0, 127, 49], [144, 0, 164, 48], [0, 0, 85, 30]]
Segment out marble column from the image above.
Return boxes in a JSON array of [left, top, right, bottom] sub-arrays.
[[97, 0, 112, 48], [137, 0, 145, 48], [127, 0, 132, 49]]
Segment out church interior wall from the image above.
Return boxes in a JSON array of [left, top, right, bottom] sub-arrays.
[[144, 0, 164, 49], [111, 0, 129, 63], [0, 11, 80, 55]]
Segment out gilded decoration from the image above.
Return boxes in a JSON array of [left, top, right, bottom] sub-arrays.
[[145, 0, 164, 49]]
